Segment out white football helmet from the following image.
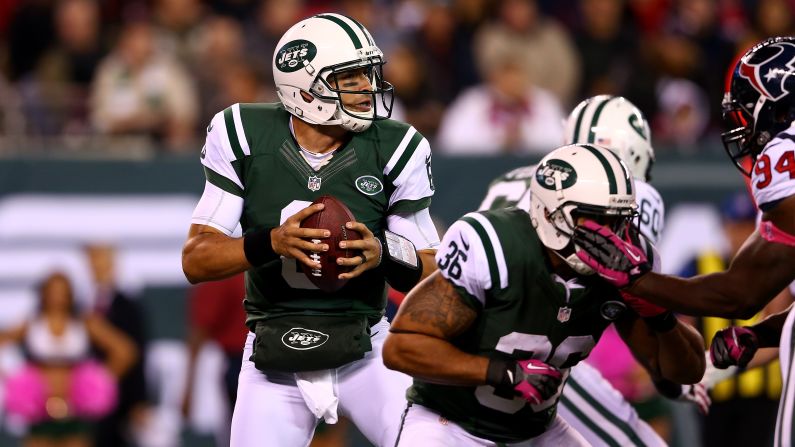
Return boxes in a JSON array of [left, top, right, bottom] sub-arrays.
[[564, 95, 654, 181], [272, 13, 394, 132], [530, 144, 637, 274]]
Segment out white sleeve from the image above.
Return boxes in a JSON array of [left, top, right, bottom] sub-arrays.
[[634, 180, 665, 245], [435, 219, 492, 307], [384, 130, 435, 212], [752, 135, 795, 208], [386, 209, 441, 250], [200, 108, 245, 195], [190, 181, 243, 235]]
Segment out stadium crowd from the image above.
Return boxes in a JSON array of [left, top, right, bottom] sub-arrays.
[[2, 1, 793, 447], [1, 0, 791, 154]]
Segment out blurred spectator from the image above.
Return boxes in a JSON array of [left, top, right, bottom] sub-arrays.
[[475, 0, 580, 107], [152, 0, 207, 65], [85, 244, 150, 447], [6, 0, 54, 81], [404, 2, 479, 110], [653, 77, 710, 149], [244, 0, 306, 79], [385, 43, 445, 136], [656, 0, 735, 129], [19, 0, 106, 136], [206, 0, 260, 21], [90, 21, 199, 152], [436, 56, 565, 154], [1, 272, 136, 447], [626, 0, 672, 36], [182, 274, 247, 446], [573, 0, 650, 103], [738, 0, 795, 52], [678, 192, 787, 447], [190, 16, 248, 124]]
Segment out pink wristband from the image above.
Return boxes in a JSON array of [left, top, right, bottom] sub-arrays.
[[760, 220, 795, 248]]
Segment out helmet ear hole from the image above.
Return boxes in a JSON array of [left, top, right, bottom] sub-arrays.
[[300, 91, 314, 103]]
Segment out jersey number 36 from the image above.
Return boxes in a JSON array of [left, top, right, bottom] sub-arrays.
[[475, 333, 594, 414]]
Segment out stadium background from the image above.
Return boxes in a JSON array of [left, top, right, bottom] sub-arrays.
[[0, 0, 777, 445]]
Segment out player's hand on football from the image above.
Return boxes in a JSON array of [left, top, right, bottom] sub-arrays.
[[337, 221, 382, 280], [513, 359, 563, 405], [271, 203, 330, 269], [572, 219, 650, 288], [710, 326, 759, 369]]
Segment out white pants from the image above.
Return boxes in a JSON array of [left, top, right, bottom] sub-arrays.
[[775, 308, 795, 447], [558, 362, 666, 447], [396, 403, 589, 447], [230, 318, 411, 447]]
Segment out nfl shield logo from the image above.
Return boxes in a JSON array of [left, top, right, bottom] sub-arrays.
[[307, 175, 321, 191], [557, 307, 571, 323]]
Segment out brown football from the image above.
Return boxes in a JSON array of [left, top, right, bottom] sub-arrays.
[[299, 195, 362, 292]]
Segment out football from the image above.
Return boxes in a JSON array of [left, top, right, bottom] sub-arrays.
[[299, 195, 362, 292]]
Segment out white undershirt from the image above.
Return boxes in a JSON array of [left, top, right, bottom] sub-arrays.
[[289, 117, 336, 171]]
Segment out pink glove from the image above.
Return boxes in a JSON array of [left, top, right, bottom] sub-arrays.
[[710, 326, 758, 369], [620, 291, 667, 318], [513, 359, 563, 405], [573, 220, 650, 288]]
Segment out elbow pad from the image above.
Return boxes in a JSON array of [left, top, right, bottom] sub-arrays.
[[382, 230, 423, 293]]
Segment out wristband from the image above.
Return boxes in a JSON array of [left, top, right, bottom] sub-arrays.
[[243, 228, 278, 267], [751, 324, 778, 348], [486, 357, 517, 392], [644, 311, 677, 332]]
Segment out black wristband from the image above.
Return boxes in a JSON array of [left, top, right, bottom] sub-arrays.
[[385, 254, 423, 293], [751, 324, 777, 348], [486, 357, 517, 391], [243, 228, 278, 267], [644, 311, 677, 332]]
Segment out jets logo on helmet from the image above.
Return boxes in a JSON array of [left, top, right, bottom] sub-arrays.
[[564, 95, 655, 182], [275, 40, 317, 73], [722, 37, 795, 176], [738, 41, 795, 101], [535, 159, 577, 190], [530, 144, 636, 275], [272, 13, 394, 132]]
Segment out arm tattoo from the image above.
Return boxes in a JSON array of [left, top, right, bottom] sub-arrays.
[[402, 272, 477, 338]]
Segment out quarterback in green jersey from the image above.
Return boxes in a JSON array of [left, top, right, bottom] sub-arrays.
[[181, 14, 439, 447], [383, 144, 705, 446]]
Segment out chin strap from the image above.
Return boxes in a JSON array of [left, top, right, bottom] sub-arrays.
[[760, 220, 795, 248]]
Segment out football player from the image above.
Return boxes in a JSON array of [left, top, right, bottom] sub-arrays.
[[573, 37, 795, 447], [181, 14, 439, 447], [383, 144, 705, 446], [480, 96, 705, 446]]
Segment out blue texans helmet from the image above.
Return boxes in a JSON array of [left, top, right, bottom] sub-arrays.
[[722, 36, 795, 176]]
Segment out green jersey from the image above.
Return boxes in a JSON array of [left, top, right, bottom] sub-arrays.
[[199, 103, 435, 328], [407, 208, 626, 443], [477, 164, 536, 211]]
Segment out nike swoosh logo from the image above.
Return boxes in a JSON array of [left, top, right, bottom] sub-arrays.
[[626, 249, 642, 263], [524, 364, 548, 371]]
